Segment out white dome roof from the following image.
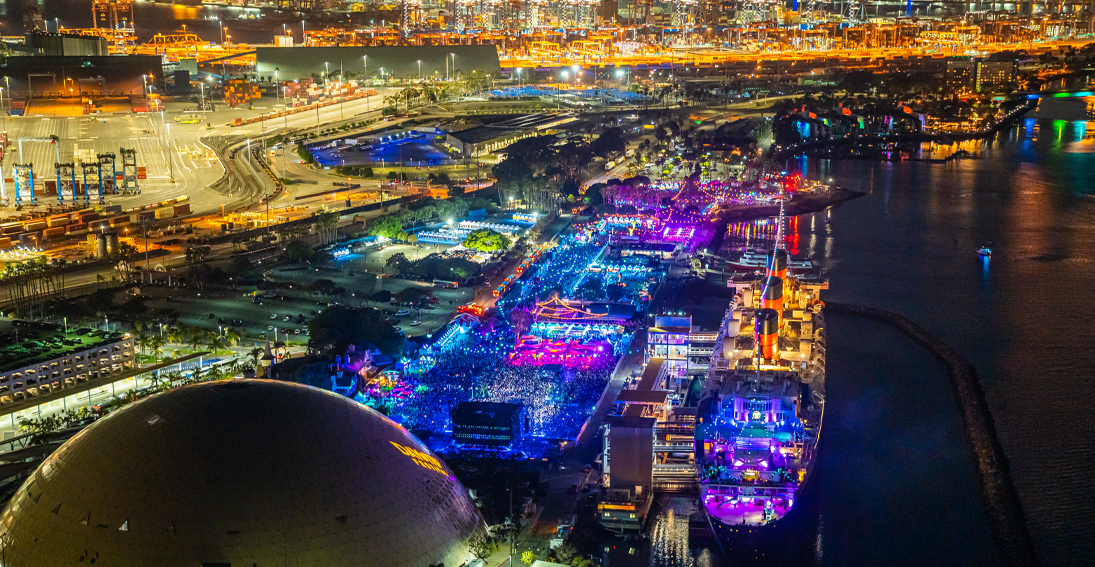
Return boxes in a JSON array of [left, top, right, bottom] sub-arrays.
[[0, 380, 483, 567]]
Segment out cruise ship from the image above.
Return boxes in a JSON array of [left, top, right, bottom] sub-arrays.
[[694, 244, 827, 541]]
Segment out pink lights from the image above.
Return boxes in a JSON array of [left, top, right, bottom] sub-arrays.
[[508, 336, 614, 369]]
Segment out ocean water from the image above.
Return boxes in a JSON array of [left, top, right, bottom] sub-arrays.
[[636, 120, 1095, 567], [799, 118, 1095, 566]]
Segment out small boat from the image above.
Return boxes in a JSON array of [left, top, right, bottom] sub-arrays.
[[977, 247, 992, 257]]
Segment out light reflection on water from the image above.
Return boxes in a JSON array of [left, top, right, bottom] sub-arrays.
[[601, 497, 724, 567], [648, 499, 694, 567]]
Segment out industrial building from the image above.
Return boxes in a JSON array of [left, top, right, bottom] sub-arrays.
[[0, 54, 162, 97], [23, 32, 109, 57], [254, 45, 502, 82], [600, 357, 698, 532], [446, 112, 576, 157]]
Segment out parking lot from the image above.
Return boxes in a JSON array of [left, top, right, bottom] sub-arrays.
[[264, 261, 476, 336]]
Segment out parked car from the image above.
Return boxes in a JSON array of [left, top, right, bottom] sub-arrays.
[[394, 310, 411, 317]]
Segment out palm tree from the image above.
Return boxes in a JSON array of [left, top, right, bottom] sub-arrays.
[[205, 332, 226, 353], [167, 326, 183, 345], [224, 328, 240, 348], [149, 336, 165, 361], [187, 329, 203, 353], [132, 325, 149, 355], [248, 347, 263, 368]]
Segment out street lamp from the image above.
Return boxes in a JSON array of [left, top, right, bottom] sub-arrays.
[[616, 67, 629, 86], [324, 61, 329, 85], [301, 20, 306, 43], [417, 60, 422, 81], [515, 67, 522, 87], [274, 68, 280, 108], [363, 56, 371, 109]]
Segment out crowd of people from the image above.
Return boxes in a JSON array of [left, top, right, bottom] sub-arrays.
[[499, 238, 606, 310], [390, 328, 615, 439], [381, 235, 643, 441]]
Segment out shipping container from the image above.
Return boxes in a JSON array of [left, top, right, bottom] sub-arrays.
[[47, 214, 71, 228], [138, 211, 155, 223], [19, 232, 41, 246], [78, 212, 101, 223], [173, 203, 191, 216], [1, 222, 24, 235], [66, 222, 88, 233], [110, 215, 131, 227], [154, 208, 174, 219], [101, 205, 121, 214], [0, 237, 10, 249], [89, 220, 110, 232], [24, 221, 47, 232], [43, 227, 65, 239]]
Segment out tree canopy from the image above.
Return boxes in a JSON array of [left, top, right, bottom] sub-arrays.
[[463, 228, 511, 252], [591, 126, 627, 159], [366, 215, 406, 241]]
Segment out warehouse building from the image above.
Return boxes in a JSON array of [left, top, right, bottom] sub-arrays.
[[255, 45, 502, 82]]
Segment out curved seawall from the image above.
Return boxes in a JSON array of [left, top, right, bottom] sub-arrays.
[[825, 301, 1039, 567]]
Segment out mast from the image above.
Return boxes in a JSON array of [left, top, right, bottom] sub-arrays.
[[775, 182, 786, 252]]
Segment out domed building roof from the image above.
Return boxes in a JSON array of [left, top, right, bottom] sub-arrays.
[[0, 380, 484, 567]]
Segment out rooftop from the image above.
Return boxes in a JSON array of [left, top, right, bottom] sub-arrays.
[[0, 321, 127, 372]]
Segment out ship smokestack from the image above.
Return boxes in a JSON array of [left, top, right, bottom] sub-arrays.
[[766, 249, 788, 280], [755, 308, 780, 361], [761, 276, 784, 316]]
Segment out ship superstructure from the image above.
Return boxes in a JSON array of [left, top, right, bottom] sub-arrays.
[[695, 243, 828, 527]]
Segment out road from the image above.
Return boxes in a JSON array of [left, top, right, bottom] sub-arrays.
[[0, 89, 407, 222]]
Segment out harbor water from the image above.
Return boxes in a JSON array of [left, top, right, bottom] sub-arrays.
[[0, 1, 345, 44], [802, 118, 1095, 567], [628, 118, 1095, 567]]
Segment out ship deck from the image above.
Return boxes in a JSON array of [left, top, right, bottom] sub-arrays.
[[704, 496, 790, 526]]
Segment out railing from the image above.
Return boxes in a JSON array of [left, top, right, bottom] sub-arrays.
[[654, 442, 695, 451]]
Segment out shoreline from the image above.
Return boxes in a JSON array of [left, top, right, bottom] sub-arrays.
[[772, 103, 1035, 163], [718, 186, 865, 223], [706, 187, 865, 250], [825, 302, 1040, 567]]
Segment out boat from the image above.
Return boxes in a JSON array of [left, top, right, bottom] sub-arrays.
[[724, 249, 813, 272], [977, 247, 992, 257], [695, 198, 827, 562]]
